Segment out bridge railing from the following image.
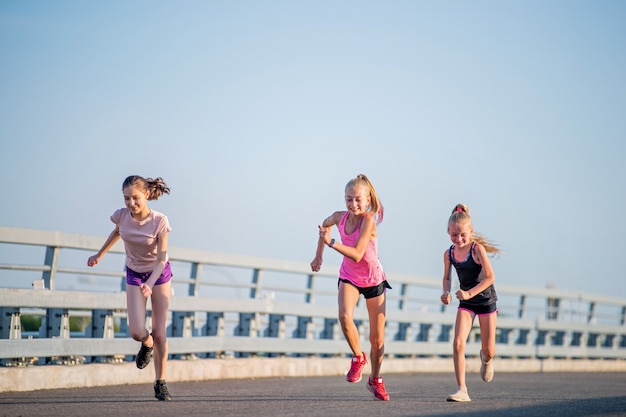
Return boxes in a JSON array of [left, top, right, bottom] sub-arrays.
[[1, 226, 625, 366]]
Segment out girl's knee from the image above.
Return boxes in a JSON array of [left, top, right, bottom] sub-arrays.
[[452, 339, 466, 354], [338, 314, 354, 328], [151, 331, 167, 346], [369, 332, 385, 350], [482, 347, 496, 359], [129, 329, 148, 342], [370, 343, 385, 356]]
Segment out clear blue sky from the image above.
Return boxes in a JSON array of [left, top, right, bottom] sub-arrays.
[[1, 1, 625, 299]]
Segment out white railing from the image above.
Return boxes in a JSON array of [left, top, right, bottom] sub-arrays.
[[1, 226, 625, 366]]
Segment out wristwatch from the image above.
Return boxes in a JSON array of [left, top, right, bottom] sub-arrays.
[[328, 238, 335, 248]]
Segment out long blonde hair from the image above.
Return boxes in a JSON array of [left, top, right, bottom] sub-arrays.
[[345, 174, 384, 224], [448, 203, 500, 255]]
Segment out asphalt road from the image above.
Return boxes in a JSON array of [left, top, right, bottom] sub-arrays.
[[1, 372, 625, 417]]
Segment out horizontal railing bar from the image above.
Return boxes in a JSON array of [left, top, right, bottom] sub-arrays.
[[3, 336, 622, 360], [55, 268, 125, 278], [0, 264, 51, 272]]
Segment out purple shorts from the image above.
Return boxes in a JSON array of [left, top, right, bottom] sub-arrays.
[[126, 262, 172, 287]]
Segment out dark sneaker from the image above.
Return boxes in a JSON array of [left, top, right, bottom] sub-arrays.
[[346, 353, 367, 383], [135, 343, 153, 369], [154, 380, 172, 401], [367, 376, 390, 401]]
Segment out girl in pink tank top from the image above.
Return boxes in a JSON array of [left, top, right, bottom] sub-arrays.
[[310, 174, 391, 401]]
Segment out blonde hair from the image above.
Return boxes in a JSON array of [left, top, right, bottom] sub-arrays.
[[345, 174, 384, 224], [448, 203, 500, 255], [122, 175, 170, 201]]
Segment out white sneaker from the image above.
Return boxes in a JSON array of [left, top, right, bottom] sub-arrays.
[[480, 351, 494, 382], [447, 387, 471, 402]]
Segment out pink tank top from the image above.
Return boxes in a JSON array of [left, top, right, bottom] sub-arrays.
[[338, 211, 385, 288]]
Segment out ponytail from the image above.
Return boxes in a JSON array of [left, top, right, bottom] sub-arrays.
[[122, 175, 171, 201]]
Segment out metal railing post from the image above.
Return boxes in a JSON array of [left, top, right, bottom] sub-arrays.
[[0, 307, 29, 366], [305, 274, 315, 304], [90, 309, 118, 363], [250, 268, 263, 299], [42, 246, 59, 290]]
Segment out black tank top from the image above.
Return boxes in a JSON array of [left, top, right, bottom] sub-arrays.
[[449, 242, 497, 306]]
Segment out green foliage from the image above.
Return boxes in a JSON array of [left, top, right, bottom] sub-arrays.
[[21, 315, 98, 333], [20, 314, 122, 334], [20, 315, 42, 331], [70, 316, 91, 332]]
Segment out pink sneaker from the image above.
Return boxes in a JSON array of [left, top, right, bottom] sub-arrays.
[[346, 353, 367, 383], [367, 376, 390, 401]]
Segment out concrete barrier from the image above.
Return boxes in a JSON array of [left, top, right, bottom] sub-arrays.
[[3, 356, 626, 393]]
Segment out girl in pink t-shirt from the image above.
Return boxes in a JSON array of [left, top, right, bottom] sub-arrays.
[[311, 174, 391, 401], [87, 175, 172, 401]]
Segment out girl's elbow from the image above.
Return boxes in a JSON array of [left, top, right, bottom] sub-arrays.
[[350, 254, 364, 263]]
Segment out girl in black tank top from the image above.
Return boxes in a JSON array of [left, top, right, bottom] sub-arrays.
[[448, 242, 498, 307], [440, 204, 501, 403]]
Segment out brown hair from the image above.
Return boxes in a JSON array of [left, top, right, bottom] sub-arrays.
[[448, 203, 500, 255], [122, 175, 170, 201], [345, 174, 384, 224]]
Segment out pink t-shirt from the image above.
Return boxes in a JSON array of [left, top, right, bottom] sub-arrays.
[[111, 208, 171, 273], [338, 211, 385, 288]]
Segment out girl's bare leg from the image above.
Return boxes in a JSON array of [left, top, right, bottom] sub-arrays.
[[126, 285, 151, 345], [478, 312, 497, 360], [365, 293, 386, 378], [452, 309, 475, 388], [338, 282, 362, 356], [150, 281, 171, 380]]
